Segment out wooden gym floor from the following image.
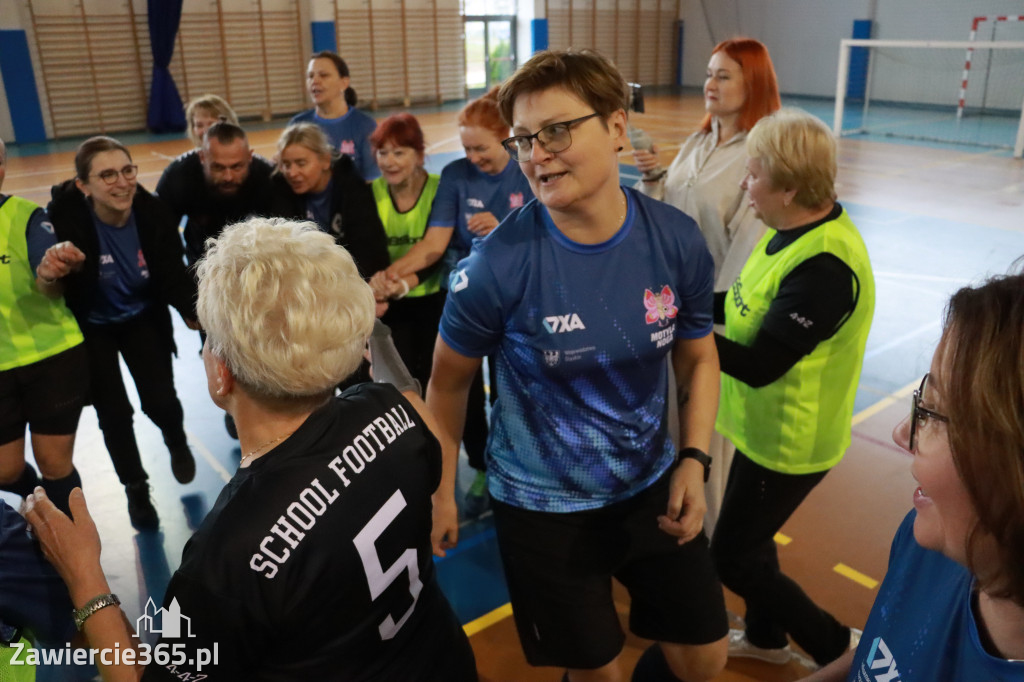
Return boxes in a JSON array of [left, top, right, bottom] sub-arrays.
[[4, 91, 1023, 680]]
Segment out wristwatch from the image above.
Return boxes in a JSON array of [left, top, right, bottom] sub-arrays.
[[73, 593, 120, 631], [678, 447, 711, 482]]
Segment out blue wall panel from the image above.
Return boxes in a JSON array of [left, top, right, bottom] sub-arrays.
[[311, 21, 337, 54], [0, 30, 47, 143]]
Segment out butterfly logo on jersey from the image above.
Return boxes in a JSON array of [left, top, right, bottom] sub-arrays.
[[509, 192, 524, 209], [644, 286, 678, 326], [339, 140, 356, 156]]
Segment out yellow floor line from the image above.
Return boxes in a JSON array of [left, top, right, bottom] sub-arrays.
[[834, 563, 879, 589], [851, 378, 920, 426], [774, 532, 792, 545], [185, 429, 233, 483], [464, 602, 513, 637]]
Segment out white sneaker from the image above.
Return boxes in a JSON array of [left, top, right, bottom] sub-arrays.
[[727, 628, 793, 665]]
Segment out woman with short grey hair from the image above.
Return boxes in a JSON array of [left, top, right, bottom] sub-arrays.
[[24, 217, 477, 681]]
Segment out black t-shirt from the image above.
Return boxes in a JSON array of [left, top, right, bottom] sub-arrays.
[[141, 383, 476, 681], [155, 150, 275, 264]]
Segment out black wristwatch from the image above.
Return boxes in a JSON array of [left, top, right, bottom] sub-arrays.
[[678, 447, 711, 482]]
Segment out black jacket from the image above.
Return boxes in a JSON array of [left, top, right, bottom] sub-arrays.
[[270, 155, 389, 279], [47, 180, 197, 345], [155, 150, 275, 264]]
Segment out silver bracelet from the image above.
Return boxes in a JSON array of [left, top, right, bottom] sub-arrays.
[[73, 593, 120, 631]]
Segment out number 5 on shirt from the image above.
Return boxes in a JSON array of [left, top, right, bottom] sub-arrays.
[[352, 489, 424, 640]]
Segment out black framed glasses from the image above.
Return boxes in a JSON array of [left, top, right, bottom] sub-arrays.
[[910, 373, 949, 451], [502, 112, 602, 162], [92, 164, 138, 185]]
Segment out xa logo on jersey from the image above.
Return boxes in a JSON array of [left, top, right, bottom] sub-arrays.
[[509, 192, 524, 208], [543, 313, 585, 334], [467, 198, 485, 209], [450, 269, 469, 293], [865, 637, 901, 682]]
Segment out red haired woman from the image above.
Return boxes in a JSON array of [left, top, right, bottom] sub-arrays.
[[367, 113, 444, 392], [379, 88, 534, 517], [634, 37, 780, 291], [635, 37, 781, 537]]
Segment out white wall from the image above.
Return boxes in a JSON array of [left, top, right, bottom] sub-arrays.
[[677, 0, 1024, 104]]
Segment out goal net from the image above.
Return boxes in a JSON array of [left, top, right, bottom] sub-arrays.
[[833, 39, 1024, 157]]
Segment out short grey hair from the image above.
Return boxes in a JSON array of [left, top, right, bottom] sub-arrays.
[[196, 217, 375, 403]]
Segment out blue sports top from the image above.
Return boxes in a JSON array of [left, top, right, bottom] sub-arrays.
[[850, 510, 1024, 681], [427, 157, 533, 278], [289, 108, 379, 181], [439, 187, 714, 512], [88, 210, 151, 324]]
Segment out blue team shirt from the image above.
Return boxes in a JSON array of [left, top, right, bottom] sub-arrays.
[[439, 188, 714, 512], [850, 511, 1024, 681], [304, 179, 334, 233], [427, 158, 533, 279], [88, 210, 151, 324], [289, 108, 379, 181]]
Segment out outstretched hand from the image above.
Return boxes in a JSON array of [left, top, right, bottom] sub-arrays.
[[22, 487, 104, 593]]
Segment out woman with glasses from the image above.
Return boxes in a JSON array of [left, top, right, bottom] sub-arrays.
[[709, 109, 874, 669], [804, 273, 1024, 681], [289, 51, 379, 181], [379, 87, 534, 518], [428, 49, 728, 682], [47, 136, 199, 531]]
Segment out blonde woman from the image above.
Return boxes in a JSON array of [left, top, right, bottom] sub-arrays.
[[270, 123, 388, 282], [24, 218, 478, 681]]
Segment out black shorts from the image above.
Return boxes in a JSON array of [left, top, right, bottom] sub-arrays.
[[0, 344, 88, 445], [491, 471, 728, 670]]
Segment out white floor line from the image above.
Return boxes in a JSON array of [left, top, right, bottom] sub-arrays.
[[186, 429, 232, 483], [863, 319, 941, 361]]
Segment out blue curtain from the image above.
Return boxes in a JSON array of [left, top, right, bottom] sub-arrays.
[[146, 0, 186, 133]]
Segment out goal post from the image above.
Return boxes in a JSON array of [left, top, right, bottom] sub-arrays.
[[834, 39, 1024, 158]]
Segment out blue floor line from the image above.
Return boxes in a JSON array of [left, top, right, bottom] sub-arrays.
[[434, 526, 497, 563]]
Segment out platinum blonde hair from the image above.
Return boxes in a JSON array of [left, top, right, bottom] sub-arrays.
[[196, 217, 375, 402], [745, 107, 837, 209]]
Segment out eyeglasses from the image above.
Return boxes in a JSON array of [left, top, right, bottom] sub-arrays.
[[502, 113, 601, 162], [91, 164, 138, 185], [910, 373, 949, 451]]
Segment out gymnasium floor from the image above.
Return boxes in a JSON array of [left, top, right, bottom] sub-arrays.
[[3, 91, 1023, 681]]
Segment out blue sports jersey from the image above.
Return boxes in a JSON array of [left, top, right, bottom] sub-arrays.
[[88, 210, 151, 324], [850, 511, 1024, 681], [439, 188, 714, 512], [427, 157, 533, 279], [289, 108, 379, 181]]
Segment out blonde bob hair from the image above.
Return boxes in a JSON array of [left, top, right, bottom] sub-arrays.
[[185, 94, 238, 147], [745, 108, 837, 209], [275, 123, 335, 165], [196, 217, 375, 405]]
